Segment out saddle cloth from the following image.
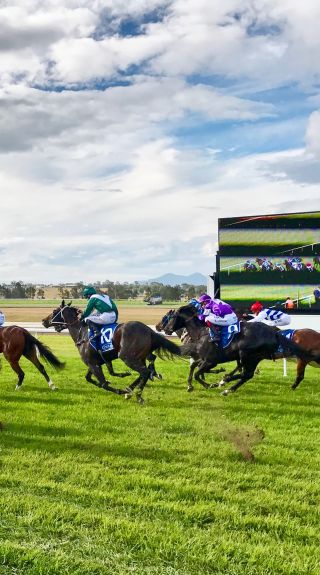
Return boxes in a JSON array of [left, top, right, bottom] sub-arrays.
[[277, 328, 295, 354], [281, 329, 295, 340], [209, 321, 241, 348], [88, 323, 118, 352]]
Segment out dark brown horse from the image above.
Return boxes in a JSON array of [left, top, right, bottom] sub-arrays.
[[155, 309, 224, 392], [42, 301, 181, 403], [0, 325, 64, 390]]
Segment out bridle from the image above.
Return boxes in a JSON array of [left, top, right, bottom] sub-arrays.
[[49, 305, 81, 331], [165, 306, 202, 334]]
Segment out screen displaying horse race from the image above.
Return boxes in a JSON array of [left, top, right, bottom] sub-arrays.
[[218, 211, 320, 313]]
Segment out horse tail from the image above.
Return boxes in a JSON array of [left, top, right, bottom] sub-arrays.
[[276, 332, 319, 363], [23, 332, 65, 369], [152, 332, 181, 359]]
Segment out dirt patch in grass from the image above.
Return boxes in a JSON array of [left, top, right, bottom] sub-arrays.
[[222, 426, 265, 462]]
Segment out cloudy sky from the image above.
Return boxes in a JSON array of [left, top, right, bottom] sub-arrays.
[[1, 0, 320, 283]]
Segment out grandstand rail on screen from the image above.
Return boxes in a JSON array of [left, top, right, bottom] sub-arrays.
[[215, 210, 320, 314]]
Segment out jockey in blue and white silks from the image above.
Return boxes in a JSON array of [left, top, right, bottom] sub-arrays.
[[248, 301, 291, 327], [0, 310, 5, 326]]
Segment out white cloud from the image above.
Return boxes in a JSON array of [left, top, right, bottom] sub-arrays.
[[0, 1, 319, 282]]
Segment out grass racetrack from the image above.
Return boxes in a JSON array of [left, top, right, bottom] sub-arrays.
[[1, 335, 320, 575]]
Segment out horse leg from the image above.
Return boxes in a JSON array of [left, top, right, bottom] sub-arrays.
[[187, 358, 200, 392], [26, 347, 58, 390], [86, 362, 126, 395], [210, 361, 242, 389], [118, 355, 150, 404], [194, 360, 218, 389], [221, 359, 259, 395], [7, 359, 25, 390], [291, 359, 307, 390], [104, 361, 131, 378], [147, 353, 162, 381], [85, 369, 99, 385]]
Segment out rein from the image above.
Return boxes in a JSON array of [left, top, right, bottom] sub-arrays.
[[50, 306, 81, 328]]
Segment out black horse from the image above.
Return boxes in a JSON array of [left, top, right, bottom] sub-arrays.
[[42, 301, 181, 403], [155, 309, 224, 392], [164, 304, 317, 395]]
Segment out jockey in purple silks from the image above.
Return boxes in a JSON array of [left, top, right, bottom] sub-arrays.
[[201, 298, 238, 344], [189, 293, 211, 319]]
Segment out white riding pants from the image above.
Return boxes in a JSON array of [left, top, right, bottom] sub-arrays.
[[264, 315, 291, 327], [205, 312, 238, 326], [85, 311, 117, 325]]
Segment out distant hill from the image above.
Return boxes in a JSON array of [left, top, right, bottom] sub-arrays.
[[145, 273, 207, 286]]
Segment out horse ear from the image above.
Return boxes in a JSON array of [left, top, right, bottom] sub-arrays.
[[61, 299, 65, 307], [68, 301, 72, 306]]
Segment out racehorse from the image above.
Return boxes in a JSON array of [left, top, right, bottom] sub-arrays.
[[163, 304, 317, 395], [222, 314, 320, 391], [0, 325, 64, 390], [42, 302, 181, 403], [256, 258, 274, 271], [155, 310, 224, 392], [243, 260, 257, 272]]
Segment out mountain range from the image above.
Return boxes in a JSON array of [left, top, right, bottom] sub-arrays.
[[145, 273, 207, 286]]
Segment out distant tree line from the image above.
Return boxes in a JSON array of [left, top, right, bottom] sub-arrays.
[[58, 281, 207, 301], [0, 282, 45, 299], [0, 280, 207, 301]]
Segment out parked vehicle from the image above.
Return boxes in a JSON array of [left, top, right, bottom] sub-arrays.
[[147, 294, 163, 305]]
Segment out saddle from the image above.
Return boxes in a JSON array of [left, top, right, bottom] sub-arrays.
[[209, 322, 241, 348], [88, 323, 118, 353]]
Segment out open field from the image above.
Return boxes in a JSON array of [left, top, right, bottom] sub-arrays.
[[220, 285, 318, 309], [0, 301, 180, 324], [1, 336, 320, 575]]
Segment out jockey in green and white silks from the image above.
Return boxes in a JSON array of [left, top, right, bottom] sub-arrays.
[[80, 286, 118, 327]]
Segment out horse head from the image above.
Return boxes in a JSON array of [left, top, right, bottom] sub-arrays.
[[42, 301, 80, 332], [165, 304, 198, 334], [155, 309, 175, 332]]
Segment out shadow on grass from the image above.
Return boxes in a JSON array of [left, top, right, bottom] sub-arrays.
[[0, 421, 190, 462]]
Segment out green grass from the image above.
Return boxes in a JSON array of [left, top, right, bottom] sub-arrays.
[[1, 336, 320, 574], [220, 285, 316, 308]]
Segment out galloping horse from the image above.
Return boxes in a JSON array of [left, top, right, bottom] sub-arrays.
[[0, 325, 64, 390], [42, 302, 181, 403], [164, 305, 317, 395], [221, 317, 320, 391], [156, 310, 224, 392]]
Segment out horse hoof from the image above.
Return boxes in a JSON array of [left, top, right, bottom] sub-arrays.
[[221, 390, 229, 396], [157, 373, 163, 380], [124, 391, 133, 400], [218, 381, 226, 388], [15, 385, 22, 391], [209, 383, 219, 389], [137, 396, 145, 405], [187, 386, 194, 392]]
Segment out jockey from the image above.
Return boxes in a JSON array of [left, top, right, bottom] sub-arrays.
[[80, 286, 118, 336], [202, 298, 238, 343], [0, 310, 4, 326], [248, 301, 291, 327], [189, 293, 211, 318]]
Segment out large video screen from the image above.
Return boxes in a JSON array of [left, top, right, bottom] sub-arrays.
[[218, 211, 320, 313]]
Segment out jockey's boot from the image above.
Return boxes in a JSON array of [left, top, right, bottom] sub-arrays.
[[87, 321, 101, 346], [209, 325, 221, 345]]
